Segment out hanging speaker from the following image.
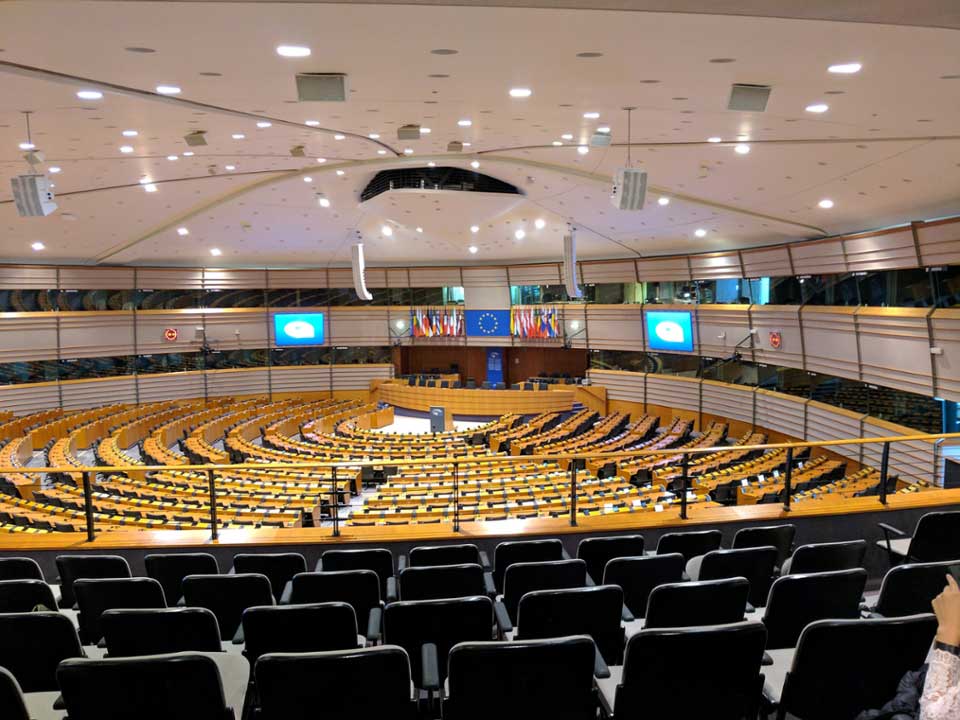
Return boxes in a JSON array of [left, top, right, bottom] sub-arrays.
[[351, 243, 373, 301], [563, 230, 582, 299]]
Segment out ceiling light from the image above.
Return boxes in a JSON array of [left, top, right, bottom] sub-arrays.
[[468, 245, 478, 254], [427, 161, 437, 167], [156, 85, 181, 95], [303, 176, 313, 183], [377, 149, 387, 155], [122, 130, 138, 137], [828, 62, 861, 74], [31, 242, 45, 251], [457, 119, 472, 127], [404, 148, 414, 155], [177, 227, 189, 236], [577, 145, 589, 155], [597, 126, 611, 133], [514, 229, 526, 240], [209, 247, 222, 256], [462, 142, 472, 147], [420, 127, 432, 134], [336, 169, 345, 176], [256, 121, 272, 128], [734, 144, 751, 154], [316, 157, 327, 163], [805, 103, 829, 113], [552, 141, 563, 146], [224, 165, 236, 170], [509, 87, 533, 98], [76, 90, 102, 100], [48, 166, 61, 174], [694, 228, 707, 237], [334, 134, 345, 140], [182, 151, 194, 156], [470, 160, 480, 169], [139, 176, 151, 184], [707, 136, 722, 143], [167, 154, 179, 161], [119, 145, 134, 153], [534, 218, 546, 229], [368, 133, 380, 139], [561, 133, 574, 140], [276, 45, 311, 58], [381, 225, 393, 236], [318, 196, 331, 208], [818, 198, 835, 209], [583, 112, 600, 119], [470, 225, 479, 234], [736, 134, 750, 141], [232, 133, 246, 139], [305, 120, 320, 126], [144, 183, 158, 192], [416, 227, 423, 233], [658, 197, 670, 206], [18, 142, 35, 150]]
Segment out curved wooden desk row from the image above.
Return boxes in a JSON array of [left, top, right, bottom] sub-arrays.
[[375, 383, 575, 415]]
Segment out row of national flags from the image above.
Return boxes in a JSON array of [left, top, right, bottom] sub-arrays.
[[511, 305, 561, 339], [411, 306, 464, 337]]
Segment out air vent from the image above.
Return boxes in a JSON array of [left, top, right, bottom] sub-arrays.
[[296, 73, 348, 102], [398, 124, 421, 140], [447, 141, 463, 152], [728, 84, 771, 112], [184, 131, 208, 147]]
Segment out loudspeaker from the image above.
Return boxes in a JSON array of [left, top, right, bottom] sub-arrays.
[[351, 243, 373, 301], [563, 230, 582, 299], [11, 174, 57, 217]]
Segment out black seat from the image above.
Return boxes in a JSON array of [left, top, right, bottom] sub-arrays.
[[782, 540, 866, 574], [599, 622, 767, 719], [398, 563, 486, 601], [55, 554, 131, 608], [74, 577, 167, 645], [878, 510, 960, 565], [761, 569, 867, 649], [767, 614, 937, 720], [101, 607, 223, 657], [403, 543, 488, 570], [318, 548, 397, 601], [383, 596, 493, 690], [497, 559, 587, 629], [0, 557, 44, 582], [283, 570, 383, 642], [145, 553, 220, 606], [645, 577, 749, 629], [443, 636, 597, 720], [602, 553, 685, 620], [867, 560, 956, 618], [0, 612, 83, 692], [57, 653, 235, 720], [0, 578, 58, 612], [242, 602, 358, 665], [182, 573, 273, 642], [655, 529, 722, 562], [256, 646, 417, 720], [491, 538, 566, 594], [733, 524, 796, 568], [692, 546, 779, 608], [0, 667, 28, 720], [233, 553, 307, 603], [576, 534, 645, 584]]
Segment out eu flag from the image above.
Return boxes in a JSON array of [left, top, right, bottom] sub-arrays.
[[465, 309, 511, 336]]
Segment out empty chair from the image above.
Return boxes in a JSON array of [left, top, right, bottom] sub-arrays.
[[182, 573, 273, 642], [145, 553, 220, 605], [57, 653, 237, 720], [0, 667, 28, 720], [256, 646, 417, 720], [733, 524, 796, 568], [602, 553, 685, 620], [497, 559, 587, 630], [0, 557, 43, 582], [598, 622, 767, 719], [398, 563, 486, 601], [576, 535, 645, 584], [383, 596, 493, 690], [74, 577, 167, 645], [761, 569, 867, 649], [55, 554, 131, 608], [0, 578, 58, 612], [0, 612, 83, 692], [690, 546, 778, 608], [283, 570, 383, 642], [233, 553, 306, 603], [765, 614, 937, 720], [782, 540, 866, 575], [443, 636, 597, 720], [102, 608, 223, 657], [878, 510, 960, 565], [654, 529, 722, 562], [242, 602, 358, 665], [402, 543, 488, 570], [645, 577, 749, 630], [490, 538, 566, 594], [318, 548, 396, 601], [867, 560, 957, 618]]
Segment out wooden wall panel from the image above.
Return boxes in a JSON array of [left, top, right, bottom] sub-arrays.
[[586, 369, 645, 404], [328, 308, 389, 346], [855, 309, 933, 396], [270, 366, 331, 395], [635, 256, 691, 282], [461, 267, 508, 288], [509, 263, 562, 285], [0, 315, 58, 362], [136, 269, 204, 290], [562, 305, 588, 350], [0, 266, 57, 291], [646, 374, 699, 413], [204, 310, 269, 351], [931, 309, 960, 402], [0, 382, 60, 416], [755, 389, 806, 439], [206, 368, 270, 398], [695, 306, 752, 360], [586, 305, 643, 351], [689, 252, 743, 280], [801, 308, 860, 379], [136, 311, 204, 355], [916, 218, 960, 267], [843, 228, 919, 272], [59, 313, 135, 359], [740, 246, 792, 278], [136, 372, 206, 403], [508, 347, 587, 383], [266, 269, 328, 288], [791, 238, 847, 275], [59, 267, 135, 290], [407, 267, 463, 287], [701, 380, 754, 425], [330, 364, 393, 390], [806, 401, 863, 466], [61, 377, 137, 410], [750, 306, 804, 370], [861, 417, 936, 486], [580, 260, 636, 284]]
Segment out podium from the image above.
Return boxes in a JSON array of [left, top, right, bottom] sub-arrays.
[[429, 406, 454, 432]]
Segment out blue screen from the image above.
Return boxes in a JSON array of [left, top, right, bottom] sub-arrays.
[[646, 310, 694, 352], [273, 313, 325, 346]]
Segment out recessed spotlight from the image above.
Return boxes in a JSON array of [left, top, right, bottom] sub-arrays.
[[828, 62, 861, 74], [303, 176, 313, 183], [167, 154, 179, 161], [224, 165, 236, 171], [404, 148, 414, 155], [534, 218, 546, 229], [707, 136, 722, 143], [462, 142, 472, 147], [182, 151, 194, 156], [334, 134, 345, 140], [177, 227, 189, 236], [377, 149, 387, 155], [509, 87, 533, 98], [232, 133, 246, 140], [209, 247, 222, 256], [658, 197, 670, 206], [416, 227, 423, 233], [381, 225, 393, 236], [470, 225, 479, 234], [577, 145, 589, 155], [583, 112, 600, 119], [458, 119, 472, 127], [139, 176, 151, 185], [276, 45, 311, 58], [336, 169, 345, 176], [368, 133, 380, 139], [256, 121, 272, 128], [561, 133, 574, 140], [316, 157, 327, 163], [305, 120, 320, 126], [427, 161, 437, 167], [18, 142, 35, 150], [76, 90, 102, 100], [468, 245, 478, 254], [805, 103, 829, 113], [597, 126, 611, 133], [421, 127, 432, 134], [31, 242, 45, 251], [552, 141, 563, 146], [818, 198, 835, 209], [122, 129, 138, 137], [119, 145, 134, 153], [318, 196, 331, 208], [470, 160, 480, 169], [155, 85, 181, 95], [143, 183, 158, 192], [48, 166, 61, 174], [514, 229, 526, 240], [694, 228, 707, 238], [734, 144, 751, 154]]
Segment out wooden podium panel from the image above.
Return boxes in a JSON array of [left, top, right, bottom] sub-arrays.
[[377, 383, 574, 416]]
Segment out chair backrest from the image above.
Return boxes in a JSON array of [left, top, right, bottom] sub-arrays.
[[576, 535, 645, 584], [615, 622, 766, 718], [408, 543, 481, 568], [383, 596, 493, 686], [55, 554, 131, 607], [242, 602, 358, 664], [444, 636, 596, 720], [786, 539, 866, 575], [182, 573, 273, 640], [288, 570, 381, 629], [0, 578, 58, 612], [0, 611, 83, 692], [398, 563, 485, 601], [602, 553, 685, 618], [762, 568, 867, 649], [74, 577, 167, 644], [320, 548, 394, 597], [909, 511, 960, 561], [780, 614, 937, 720], [655, 530, 722, 561], [732, 524, 796, 566], [874, 560, 956, 617], [0, 557, 43, 582], [57, 653, 233, 720], [492, 538, 565, 592], [502, 559, 587, 623], [233, 553, 307, 603], [645, 577, 749, 629], [0, 667, 28, 720], [517, 585, 625, 663], [145, 554, 220, 607], [101, 607, 223, 657], [697, 546, 779, 607], [256, 646, 416, 720]]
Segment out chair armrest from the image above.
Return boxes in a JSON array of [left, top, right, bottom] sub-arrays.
[[53, 694, 66, 710], [877, 522, 906, 538], [621, 604, 635, 623], [398, 555, 408, 572], [761, 652, 773, 667], [279, 581, 293, 605], [231, 625, 245, 645], [593, 648, 611, 679], [386, 577, 398, 603], [493, 600, 513, 636], [478, 550, 491, 570], [420, 643, 440, 691], [366, 607, 382, 643], [97, 637, 107, 649], [483, 571, 496, 596]]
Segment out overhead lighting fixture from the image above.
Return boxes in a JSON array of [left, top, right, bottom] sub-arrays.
[[694, 228, 707, 237], [805, 103, 829, 113], [416, 227, 423, 233], [276, 45, 311, 58], [167, 154, 179, 161], [818, 198, 835, 209], [404, 148, 414, 155], [514, 229, 526, 240], [256, 121, 272, 128], [119, 145, 134, 153], [534, 218, 546, 229], [232, 133, 246, 139], [583, 112, 600, 119], [335, 169, 345, 176], [468, 245, 478, 254], [182, 151, 194, 156], [18, 142, 35, 150], [177, 227, 189, 236], [318, 195, 331, 208], [377, 149, 387, 155], [462, 142, 472, 147], [457, 119, 472, 127], [224, 164, 236, 170], [368, 133, 380, 139], [597, 126, 611, 133], [316, 157, 327, 163], [561, 133, 574, 140], [209, 247, 222, 256], [707, 136, 722, 143], [305, 120, 320, 126], [122, 129, 138, 137], [381, 225, 393, 236], [420, 127, 432, 134], [470, 160, 480, 169], [734, 144, 751, 154], [31, 241, 45, 251], [303, 176, 313, 183], [736, 134, 750, 141], [334, 134, 345, 140], [143, 183, 158, 192], [577, 145, 589, 155], [48, 166, 61, 174], [552, 141, 563, 146], [156, 85, 181, 95], [139, 176, 151, 185], [658, 197, 670, 206], [76, 90, 102, 100], [509, 87, 533, 98], [470, 225, 479, 234], [427, 161, 437, 167], [828, 62, 862, 74]]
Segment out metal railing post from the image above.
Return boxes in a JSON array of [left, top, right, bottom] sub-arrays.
[[206, 468, 218, 541], [679, 453, 689, 520], [453, 461, 460, 533], [782, 447, 794, 512], [82, 470, 96, 542], [569, 458, 578, 526], [879, 441, 890, 505], [331, 466, 341, 537]]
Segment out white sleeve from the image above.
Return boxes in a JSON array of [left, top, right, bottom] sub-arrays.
[[919, 649, 960, 720]]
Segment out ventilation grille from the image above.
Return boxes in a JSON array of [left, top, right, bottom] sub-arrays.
[[728, 84, 771, 112], [296, 73, 348, 102], [360, 167, 521, 202]]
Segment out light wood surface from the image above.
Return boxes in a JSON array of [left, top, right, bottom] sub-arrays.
[[376, 383, 575, 415]]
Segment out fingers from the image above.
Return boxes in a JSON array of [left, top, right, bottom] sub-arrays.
[[947, 574, 959, 592]]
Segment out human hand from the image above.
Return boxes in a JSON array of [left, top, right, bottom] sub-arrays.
[[932, 574, 960, 647]]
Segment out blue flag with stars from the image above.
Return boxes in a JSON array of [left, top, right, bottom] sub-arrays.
[[465, 309, 511, 336]]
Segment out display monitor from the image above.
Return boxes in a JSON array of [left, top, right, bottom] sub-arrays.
[[645, 310, 694, 352], [273, 312, 325, 346]]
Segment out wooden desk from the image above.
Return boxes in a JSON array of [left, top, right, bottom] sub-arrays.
[[376, 383, 574, 416]]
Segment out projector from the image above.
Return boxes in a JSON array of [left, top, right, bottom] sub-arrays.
[[610, 168, 647, 211], [11, 174, 57, 217]]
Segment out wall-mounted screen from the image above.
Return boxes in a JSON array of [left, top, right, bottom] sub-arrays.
[[645, 310, 694, 352], [273, 312, 325, 346]]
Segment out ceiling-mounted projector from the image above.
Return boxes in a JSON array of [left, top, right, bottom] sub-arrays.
[[11, 174, 57, 217], [610, 168, 647, 211]]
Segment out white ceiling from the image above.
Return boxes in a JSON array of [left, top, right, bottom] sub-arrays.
[[0, 1, 958, 268]]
